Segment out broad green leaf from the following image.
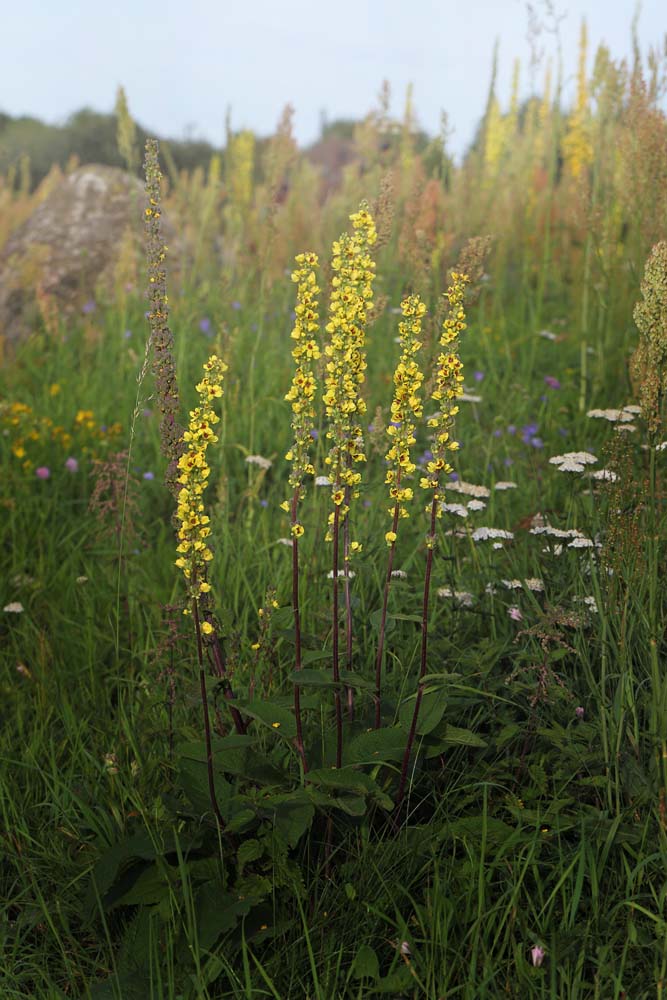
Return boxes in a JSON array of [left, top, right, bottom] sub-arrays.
[[237, 838, 263, 875], [307, 767, 393, 810], [239, 701, 297, 739], [257, 791, 314, 846], [346, 726, 407, 764], [398, 688, 446, 735], [352, 944, 380, 980]]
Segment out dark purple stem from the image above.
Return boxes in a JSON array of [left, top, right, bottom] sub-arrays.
[[291, 487, 308, 774], [396, 493, 438, 808], [374, 499, 400, 728], [192, 600, 225, 827]]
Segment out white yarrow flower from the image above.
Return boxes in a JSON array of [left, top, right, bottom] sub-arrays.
[[441, 502, 469, 517], [437, 587, 475, 607], [494, 481, 517, 490], [472, 527, 514, 541], [590, 469, 618, 482], [568, 536, 595, 549], [315, 475, 331, 486], [246, 454, 273, 470], [467, 499, 486, 511], [327, 569, 355, 579], [3, 602, 24, 613], [586, 408, 634, 423], [447, 480, 491, 499]]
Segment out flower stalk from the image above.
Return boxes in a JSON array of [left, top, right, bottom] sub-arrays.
[[322, 205, 377, 765], [396, 273, 469, 807], [374, 294, 426, 727], [282, 251, 321, 774]]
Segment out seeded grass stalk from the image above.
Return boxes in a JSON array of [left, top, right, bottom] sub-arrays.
[[144, 139, 184, 497], [282, 251, 321, 773], [397, 272, 469, 807], [322, 205, 377, 765], [374, 293, 426, 727]]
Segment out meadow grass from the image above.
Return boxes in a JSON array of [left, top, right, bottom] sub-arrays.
[[1, 35, 667, 999]]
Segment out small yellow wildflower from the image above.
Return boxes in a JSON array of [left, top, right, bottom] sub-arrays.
[[201, 621, 215, 636]]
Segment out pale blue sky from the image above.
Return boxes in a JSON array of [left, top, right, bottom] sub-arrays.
[[2, 0, 664, 156]]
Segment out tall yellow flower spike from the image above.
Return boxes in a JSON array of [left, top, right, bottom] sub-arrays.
[[322, 203, 377, 541], [420, 272, 470, 545], [283, 251, 320, 536], [384, 293, 426, 540], [174, 355, 228, 612]]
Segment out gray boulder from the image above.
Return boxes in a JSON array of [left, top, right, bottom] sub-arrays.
[[0, 164, 146, 344]]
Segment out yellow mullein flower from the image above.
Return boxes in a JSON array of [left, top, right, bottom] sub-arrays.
[[323, 203, 377, 540], [174, 354, 227, 604], [384, 293, 426, 541], [421, 272, 470, 546], [284, 251, 320, 533]]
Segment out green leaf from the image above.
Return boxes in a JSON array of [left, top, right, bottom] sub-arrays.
[[306, 768, 393, 810], [257, 791, 315, 846], [177, 757, 233, 815], [195, 884, 254, 950], [398, 688, 447, 735], [352, 944, 380, 980], [239, 701, 297, 739], [438, 723, 487, 747], [288, 668, 375, 690], [237, 838, 264, 875], [107, 863, 173, 910], [346, 726, 407, 764]]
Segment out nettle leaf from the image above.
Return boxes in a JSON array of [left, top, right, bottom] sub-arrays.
[[239, 701, 297, 739], [398, 688, 447, 735], [195, 883, 254, 950], [237, 838, 264, 875], [346, 726, 407, 764], [352, 943, 380, 980], [176, 757, 233, 816], [107, 863, 174, 910], [256, 791, 315, 846], [288, 668, 375, 690], [180, 737, 287, 786], [306, 767, 393, 810]]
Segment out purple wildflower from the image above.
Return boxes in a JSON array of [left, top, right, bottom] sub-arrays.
[[36, 466, 51, 480], [82, 300, 96, 315], [474, 371, 485, 382], [65, 457, 79, 473], [544, 376, 561, 390], [143, 471, 155, 481], [199, 317, 211, 334]]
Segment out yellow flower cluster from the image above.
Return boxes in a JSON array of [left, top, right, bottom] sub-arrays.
[[322, 204, 377, 538], [283, 251, 320, 537], [420, 272, 470, 538], [384, 294, 426, 539], [174, 355, 227, 612], [1, 401, 121, 471]]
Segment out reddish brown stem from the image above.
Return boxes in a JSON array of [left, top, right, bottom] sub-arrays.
[[192, 600, 225, 828], [396, 494, 438, 808], [208, 638, 247, 735], [343, 497, 354, 721], [291, 487, 308, 774], [332, 504, 343, 769], [374, 499, 400, 728]]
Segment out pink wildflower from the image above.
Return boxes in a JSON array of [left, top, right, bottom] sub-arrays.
[[35, 467, 51, 480]]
